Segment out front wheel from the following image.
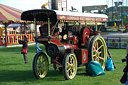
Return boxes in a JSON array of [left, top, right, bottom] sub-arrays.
[[33, 52, 49, 79], [63, 53, 77, 80]]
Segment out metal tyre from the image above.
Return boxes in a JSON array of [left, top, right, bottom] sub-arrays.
[[63, 53, 77, 80], [33, 52, 49, 79], [88, 35, 107, 70]]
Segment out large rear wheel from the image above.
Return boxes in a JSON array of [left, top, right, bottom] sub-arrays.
[[63, 53, 77, 80], [88, 35, 107, 70], [33, 52, 49, 79]]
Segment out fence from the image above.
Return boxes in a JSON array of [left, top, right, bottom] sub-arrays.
[[103, 36, 128, 48], [0, 34, 34, 46]]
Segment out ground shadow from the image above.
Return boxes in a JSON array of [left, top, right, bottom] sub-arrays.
[[0, 69, 65, 83], [0, 70, 35, 82], [77, 72, 90, 76]]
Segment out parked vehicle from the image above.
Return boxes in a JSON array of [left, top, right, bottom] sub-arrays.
[[21, 9, 108, 80]]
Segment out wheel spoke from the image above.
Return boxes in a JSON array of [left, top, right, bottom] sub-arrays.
[[94, 41, 98, 50], [41, 67, 44, 73], [96, 41, 98, 50], [42, 60, 45, 63], [94, 41, 97, 47], [39, 56, 41, 63], [72, 66, 76, 74], [99, 56, 105, 61], [93, 54, 96, 57], [93, 46, 96, 50], [69, 56, 73, 64], [93, 47, 97, 52], [70, 69, 73, 75], [93, 48, 97, 58], [38, 68, 42, 75], [97, 45, 103, 51], [41, 57, 45, 63], [36, 64, 41, 68], [67, 62, 71, 66], [67, 61, 71, 73], [98, 51, 102, 55], [67, 67, 71, 72]]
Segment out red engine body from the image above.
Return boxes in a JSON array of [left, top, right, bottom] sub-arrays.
[[37, 27, 91, 66]]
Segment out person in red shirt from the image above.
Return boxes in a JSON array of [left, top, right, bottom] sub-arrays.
[[18, 36, 28, 64]]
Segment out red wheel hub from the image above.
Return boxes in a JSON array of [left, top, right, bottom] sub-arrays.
[[83, 28, 91, 44]]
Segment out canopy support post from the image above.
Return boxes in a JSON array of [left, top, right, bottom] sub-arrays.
[[24, 22, 26, 35], [95, 22, 98, 31], [51, 20, 59, 36], [20, 23, 23, 35], [48, 17, 50, 37], [34, 18, 37, 37], [4, 23, 8, 47], [79, 21, 81, 31]]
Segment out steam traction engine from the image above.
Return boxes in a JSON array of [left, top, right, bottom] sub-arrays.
[[21, 9, 108, 80]]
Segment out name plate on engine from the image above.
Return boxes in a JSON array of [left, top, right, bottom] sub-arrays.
[[75, 49, 88, 64], [82, 49, 88, 63]]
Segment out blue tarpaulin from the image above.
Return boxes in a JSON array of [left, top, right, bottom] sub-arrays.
[[106, 58, 114, 71], [87, 61, 105, 77]]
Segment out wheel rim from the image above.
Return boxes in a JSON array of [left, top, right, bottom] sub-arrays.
[[92, 36, 107, 69], [36, 53, 49, 78], [66, 54, 77, 79]]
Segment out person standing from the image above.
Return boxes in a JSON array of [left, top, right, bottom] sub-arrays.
[[36, 33, 42, 53], [36, 42, 42, 53], [18, 36, 28, 64]]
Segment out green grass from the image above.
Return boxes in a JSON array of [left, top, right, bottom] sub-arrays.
[[0, 45, 126, 85]]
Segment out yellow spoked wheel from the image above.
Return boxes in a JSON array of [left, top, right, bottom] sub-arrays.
[[33, 52, 49, 79], [88, 35, 107, 70], [63, 53, 77, 80]]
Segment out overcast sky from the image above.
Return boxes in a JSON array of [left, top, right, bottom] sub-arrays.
[[0, 0, 127, 11]]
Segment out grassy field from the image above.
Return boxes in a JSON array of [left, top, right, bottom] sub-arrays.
[[0, 45, 126, 85]]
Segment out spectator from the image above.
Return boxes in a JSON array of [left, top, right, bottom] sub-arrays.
[[36, 33, 42, 53], [18, 36, 28, 64]]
